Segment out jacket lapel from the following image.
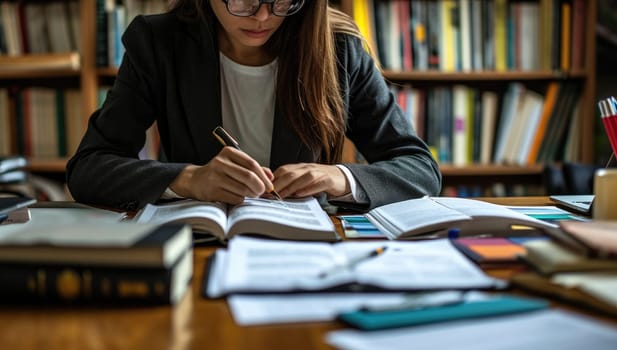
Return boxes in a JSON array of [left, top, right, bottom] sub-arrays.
[[175, 19, 222, 163], [270, 108, 316, 169]]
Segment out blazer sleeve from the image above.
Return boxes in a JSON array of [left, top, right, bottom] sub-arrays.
[[66, 15, 187, 211], [334, 34, 442, 210]]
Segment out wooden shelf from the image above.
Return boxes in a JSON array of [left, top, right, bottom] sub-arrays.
[[440, 164, 543, 176], [383, 70, 588, 82], [27, 158, 69, 173]]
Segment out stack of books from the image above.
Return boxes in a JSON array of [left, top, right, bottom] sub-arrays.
[[0, 219, 193, 305], [512, 220, 617, 316]]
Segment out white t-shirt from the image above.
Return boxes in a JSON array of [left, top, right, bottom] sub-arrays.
[[219, 52, 276, 167]]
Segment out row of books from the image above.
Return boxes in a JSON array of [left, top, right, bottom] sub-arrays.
[[354, 0, 586, 72], [394, 81, 580, 166], [96, 0, 168, 67], [0, 0, 80, 56], [0, 87, 84, 159]]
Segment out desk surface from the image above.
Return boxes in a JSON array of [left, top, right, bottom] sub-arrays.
[[0, 197, 613, 350]]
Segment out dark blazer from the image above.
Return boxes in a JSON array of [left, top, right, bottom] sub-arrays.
[[66, 12, 441, 212]]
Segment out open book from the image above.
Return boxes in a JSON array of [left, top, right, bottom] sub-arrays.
[[204, 236, 501, 298], [365, 196, 559, 240], [134, 197, 339, 242]]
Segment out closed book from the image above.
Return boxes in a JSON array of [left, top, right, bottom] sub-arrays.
[[511, 271, 617, 317], [0, 223, 192, 269], [558, 221, 617, 259], [521, 239, 617, 275], [0, 222, 192, 304], [0, 249, 192, 305]]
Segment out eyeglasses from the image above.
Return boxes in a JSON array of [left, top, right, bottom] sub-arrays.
[[221, 0, 305, 17]]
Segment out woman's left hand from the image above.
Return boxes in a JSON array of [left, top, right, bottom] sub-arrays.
[[272, 163, 351, 199]]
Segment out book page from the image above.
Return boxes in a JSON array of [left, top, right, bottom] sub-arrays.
[[366, 196, 471, 239], [135, 199, 227, 237], [226, 197, 336, 240]]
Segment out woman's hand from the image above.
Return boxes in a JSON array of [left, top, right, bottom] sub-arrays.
[[170, 147, 274, 204], [272, 163, 351, 199]]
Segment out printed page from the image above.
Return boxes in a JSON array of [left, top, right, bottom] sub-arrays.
[[326, 310, 617, 350], [338, 239, 498, 290], [135, 199, 228, 237], [366, 196, 471, 239], [227, 197, 333, 231], [226, 197, 337, 240], [215, 237, 498, 294], [222, 236, 353, 292]]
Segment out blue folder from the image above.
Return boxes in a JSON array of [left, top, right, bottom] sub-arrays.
[[338, 295, 549, 330]]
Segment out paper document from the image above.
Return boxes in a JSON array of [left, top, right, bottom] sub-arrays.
[[204, 237, 501, 297], [326, 310, 617, 350]]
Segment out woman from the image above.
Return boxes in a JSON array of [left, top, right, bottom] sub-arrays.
[[66, 0, 441, 212]]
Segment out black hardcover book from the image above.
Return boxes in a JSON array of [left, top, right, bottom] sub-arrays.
[[0, 251, 192, 305]]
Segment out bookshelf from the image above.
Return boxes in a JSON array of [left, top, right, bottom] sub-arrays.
[[340, 0, 598, 195], [0, 0, 599, 197]]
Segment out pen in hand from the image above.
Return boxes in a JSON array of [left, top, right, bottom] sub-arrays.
[[318, 246, 388, 279], [212, 126, 284, 201]]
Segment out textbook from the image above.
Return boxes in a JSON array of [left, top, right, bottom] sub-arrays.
[[0, 222, 191, 268], [521, 239, 617, 275], [135, 197, 339, 242], [203, 236, 501, 298], [364, 197, 558, 240], [0, 222, 193, 304]]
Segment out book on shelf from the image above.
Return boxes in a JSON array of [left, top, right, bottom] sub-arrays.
[[134, 197, 339, 242], [0, 52, 80, 72], [364, 196, 558, 240], [203, 236, 501, 298], [0, 222, 193, 304]]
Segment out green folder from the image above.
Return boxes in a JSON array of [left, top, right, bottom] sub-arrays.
[[338, 295, 549, 331]]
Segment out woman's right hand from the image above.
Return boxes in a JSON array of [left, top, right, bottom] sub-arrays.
[[169, 147, 275, 204]]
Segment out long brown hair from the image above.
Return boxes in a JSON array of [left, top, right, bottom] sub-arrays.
[[168, 0, 362, 163]]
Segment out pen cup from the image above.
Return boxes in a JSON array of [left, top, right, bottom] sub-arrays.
[[593, 168, 617, 220]]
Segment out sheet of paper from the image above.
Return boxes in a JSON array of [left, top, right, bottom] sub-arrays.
[[228, 291, 489, 326], [326, 310, 617, 350], [227, 293, 408, 326], [216, 237, 500, 294]]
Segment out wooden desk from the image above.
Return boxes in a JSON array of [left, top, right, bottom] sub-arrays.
[[0, 197, 613, 349]]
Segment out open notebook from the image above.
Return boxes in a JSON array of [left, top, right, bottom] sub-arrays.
[[549, 195, 594, 215]]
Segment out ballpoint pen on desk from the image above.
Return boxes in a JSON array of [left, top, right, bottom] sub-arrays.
[[212, 126, 284, 201], [318, 246, 388, 278]]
